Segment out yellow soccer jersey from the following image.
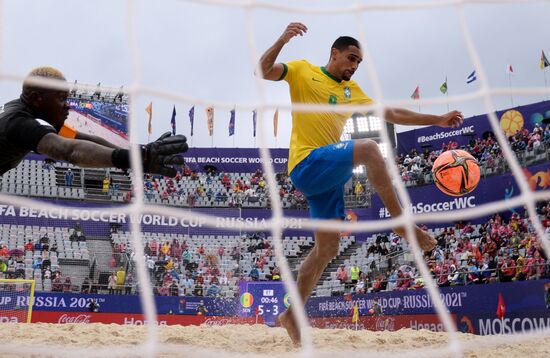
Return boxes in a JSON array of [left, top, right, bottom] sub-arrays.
[[280, 60, 373, 174]]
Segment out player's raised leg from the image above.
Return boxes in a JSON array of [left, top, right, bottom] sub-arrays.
[[352, 138, 436, 251]]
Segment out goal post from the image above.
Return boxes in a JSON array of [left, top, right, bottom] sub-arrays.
[[0, 279, 36, 323]]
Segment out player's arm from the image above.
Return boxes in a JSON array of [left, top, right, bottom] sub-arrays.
[[36, 131, 188, 177], [75, 131, 121, 149], [37, 134, 116, 167], [384, 107, 464, 128], [257, 22, 307, 81]]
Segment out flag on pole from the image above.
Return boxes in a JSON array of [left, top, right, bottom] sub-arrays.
[[252, 110, 257, 138], [496, 293, 506, 321], [189, 106, 195, 137], [351, 303, 359, 323], [170, 106, 176, 135], [206, 107, 214, 136], [506, 64, 514, 74], [466, 70, 477, 84], [410, 85, 420, 100], [228, 108, 235, 136], [273, 108, 279, 137], [145, 102, 153, 135], [440, 78, 448, 94], [541, 50, 550, 69]]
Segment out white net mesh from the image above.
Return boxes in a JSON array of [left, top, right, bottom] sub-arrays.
[[0, 0, 549, 357]]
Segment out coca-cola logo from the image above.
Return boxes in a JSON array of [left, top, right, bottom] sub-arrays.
[[203, 318, 230, 326], [375, 317, 395, 331], [57, 314, 91, 324]]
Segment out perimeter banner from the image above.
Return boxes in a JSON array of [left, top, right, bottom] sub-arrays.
[[181, 148, 289, 173]]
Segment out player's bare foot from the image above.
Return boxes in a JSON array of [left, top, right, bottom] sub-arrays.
[[279, 309, 301, 347], [394, 225, 436, 252]]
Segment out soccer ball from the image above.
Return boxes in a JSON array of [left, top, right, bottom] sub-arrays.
[[432, 150, 480, 196]]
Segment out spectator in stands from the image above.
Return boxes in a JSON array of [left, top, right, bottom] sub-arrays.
[[102, 176, 110, 194], [336, 264, 349, 283], [355, 273, 367, 294], [124, 272, 134, 295], [24, 240, 33, 252], [350, 263, 360, 285], [32, 256, 42, 270], [63, 276, 72, 292], [64, 168, 74, 187], [187, 191, 196, 207], [354, 181, 364, 200], [196, 245, 205, 260], [50, 241, 57, 253], [40, 233, 50, 245], [182, 272, 194, 296], [52, 273, 63, 292], [81, 277, 92, 294], [194, 272, 204, 296], [249, 266, 260, 281], [500, 252, 516, 282], [395, 270, 411, 291], [0, 67, 190, 180], [115, 267, 126, 294], [182, 248, 192, 267], [147, 256, 155, 277], [108, 272, 117, 294], [169, 279, 179, 296], [207, 282, 220, 297]]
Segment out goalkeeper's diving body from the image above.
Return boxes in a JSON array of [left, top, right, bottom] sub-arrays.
[[257, 23, 465, 345], [0, 67, 187, 176]]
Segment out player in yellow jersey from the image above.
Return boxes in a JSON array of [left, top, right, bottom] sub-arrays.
[[258, 22, 465, 345]]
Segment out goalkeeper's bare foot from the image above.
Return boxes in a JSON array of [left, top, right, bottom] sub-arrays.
[[394, 225, 436, 252], [279, 309, 301, 347]]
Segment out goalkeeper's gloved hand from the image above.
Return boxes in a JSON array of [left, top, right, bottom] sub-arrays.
[[112, 132, 188, 177]]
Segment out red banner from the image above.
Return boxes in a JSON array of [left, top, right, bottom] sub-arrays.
[[308, 314, 455, 332], [29, 311, 260, 326]]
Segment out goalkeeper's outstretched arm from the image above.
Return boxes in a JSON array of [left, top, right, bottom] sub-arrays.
[[36, 131, 188, 177]]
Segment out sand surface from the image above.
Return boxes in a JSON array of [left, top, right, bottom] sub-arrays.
[[0, 323, 549, 358]]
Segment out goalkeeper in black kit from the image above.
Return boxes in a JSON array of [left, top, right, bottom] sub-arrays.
[[0, 66, 187, 176]]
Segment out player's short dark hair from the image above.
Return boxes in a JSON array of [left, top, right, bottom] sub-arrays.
[[331, 36, 361, 51]]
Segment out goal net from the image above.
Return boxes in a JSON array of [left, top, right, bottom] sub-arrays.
[[0, 0, 549, 358], [0, 279, 36, 324]]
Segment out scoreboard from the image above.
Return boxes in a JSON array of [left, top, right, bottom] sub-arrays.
[[239, 281, 289, 326]]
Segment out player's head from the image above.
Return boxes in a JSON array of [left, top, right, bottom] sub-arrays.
[[21, 66, 70, 131], [328, 36, 362, 81]]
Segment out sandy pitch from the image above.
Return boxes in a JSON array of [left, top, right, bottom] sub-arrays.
[[0, 323, 549, 358]]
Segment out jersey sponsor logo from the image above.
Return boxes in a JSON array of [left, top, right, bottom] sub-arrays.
[[34, 118, 54, 129], [344, 86, 351, 99], [328, 95, 337, 104]]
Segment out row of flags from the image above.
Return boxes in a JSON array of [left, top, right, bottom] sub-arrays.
[[145, 103, 281, 138], [411, 50, 550, 99]]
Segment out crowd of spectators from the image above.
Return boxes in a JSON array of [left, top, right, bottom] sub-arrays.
[[333, 201, 550, 295], [107, 231, 283, 297], [396, 123, 550, 187], [142, 168, 308, 210], [0, 223, 87, 293]]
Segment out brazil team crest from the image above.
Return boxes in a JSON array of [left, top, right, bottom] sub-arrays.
[[344, 86, 351, 99]]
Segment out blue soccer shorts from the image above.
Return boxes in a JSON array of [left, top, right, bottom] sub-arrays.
[[290, 141, 354, 220]]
